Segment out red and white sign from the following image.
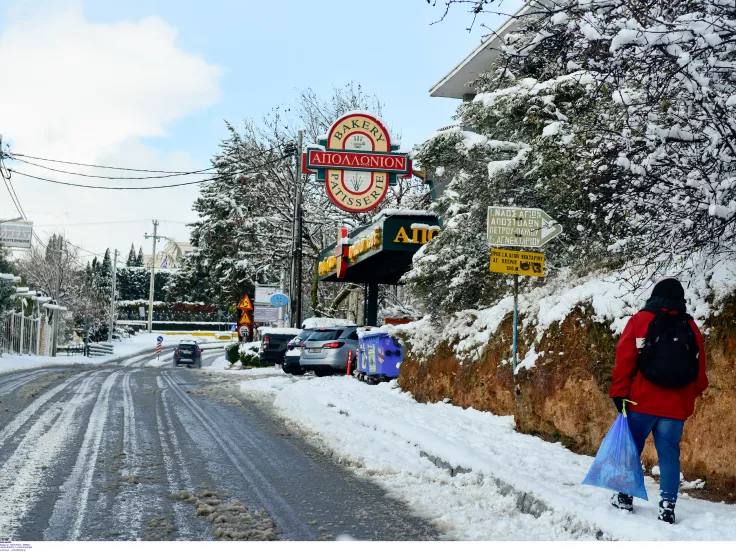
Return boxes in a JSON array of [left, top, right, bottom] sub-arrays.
[[302, 112, 412, 214], [307, 150, 409, 173]]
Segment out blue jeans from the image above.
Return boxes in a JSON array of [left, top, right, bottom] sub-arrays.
[[627, 411, 684, 502]]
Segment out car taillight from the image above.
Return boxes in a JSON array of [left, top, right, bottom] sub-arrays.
[[322, 342, 344, 349], [263, 337, 270, 350], [174, 350, 179, 357], [301, 343, 306, 349]]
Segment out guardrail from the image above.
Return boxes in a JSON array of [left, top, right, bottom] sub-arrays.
[[87, 342, 115, 357], [57, 343, 86, 356]]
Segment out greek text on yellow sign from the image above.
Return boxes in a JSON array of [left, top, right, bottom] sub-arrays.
[[490, 248, 545, 278]]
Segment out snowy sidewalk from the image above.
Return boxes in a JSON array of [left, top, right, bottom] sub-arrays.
[[236, 375, 735, 541]]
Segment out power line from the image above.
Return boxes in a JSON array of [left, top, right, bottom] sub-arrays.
[[10, 156, 220, 179], [1, 158, 27, 219], [6, 144, 286, 175], [7, 155, 290, 190]]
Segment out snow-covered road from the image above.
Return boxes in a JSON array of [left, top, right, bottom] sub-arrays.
[[0, 354, 436, 541], [234, 373, 736, 541]]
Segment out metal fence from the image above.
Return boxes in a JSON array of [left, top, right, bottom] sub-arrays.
[[1, 311, 43, 356]]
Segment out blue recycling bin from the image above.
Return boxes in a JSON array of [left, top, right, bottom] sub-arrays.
[[358, 332, 403, 382]]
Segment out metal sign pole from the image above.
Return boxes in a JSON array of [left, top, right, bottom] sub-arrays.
[[512, 274, 519, 375]]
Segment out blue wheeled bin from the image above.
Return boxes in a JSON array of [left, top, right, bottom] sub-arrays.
[[357, 332, 404, 385]]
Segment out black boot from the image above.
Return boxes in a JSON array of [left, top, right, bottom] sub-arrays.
[[658, 500, 676, 524], [610, 493, 633, 512]]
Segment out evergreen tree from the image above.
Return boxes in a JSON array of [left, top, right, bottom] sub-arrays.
[[126, 244, 137, 267], [411, 0, 736, 318], [98, 248, 112, 296], [136, 247, 144, 267]]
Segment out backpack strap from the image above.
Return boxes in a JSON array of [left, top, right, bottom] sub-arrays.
[[640, 306, 692, 321]]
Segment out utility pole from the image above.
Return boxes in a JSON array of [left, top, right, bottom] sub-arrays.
[[294, 129, 304, 329], [278, 269, 287, 327], [51, 241, 62, 357], [108, 249, 118, 342], [144, 223, 172, 333]]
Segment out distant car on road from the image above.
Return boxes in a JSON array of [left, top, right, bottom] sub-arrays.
[[299, 326, 360, 377], [173, 340, 202, 368], [282, 329, 314, 375]]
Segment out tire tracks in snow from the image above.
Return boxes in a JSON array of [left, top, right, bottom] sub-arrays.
[[155, 375, 198, 540], [0, 373, 97, 540], [160, 371, 313, 540], [107, 370, 149, 539], [44, 371, 121, 540], [0, 372, 88, 449]]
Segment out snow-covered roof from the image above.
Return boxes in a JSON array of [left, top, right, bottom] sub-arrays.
[[256, 327, 301, 336], [429, 3, 532, 99], [0, 273, 21, 282], [371, 209, 435, 223], [43, 303, 67, 311], [302, 317, 354, 330]]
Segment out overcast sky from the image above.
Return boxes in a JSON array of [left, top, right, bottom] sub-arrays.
[[0, 0, 519, 263]]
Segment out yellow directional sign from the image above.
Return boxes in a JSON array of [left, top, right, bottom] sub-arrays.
[[490, 248, 545, 278]]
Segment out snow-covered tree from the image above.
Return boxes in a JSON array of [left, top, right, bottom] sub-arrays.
[[412, 0, 736, 317], [170, 83, 429, 314]]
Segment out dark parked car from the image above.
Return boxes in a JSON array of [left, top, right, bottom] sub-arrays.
[[300, 326, 360, 377], [173, 340, 202, 368], [282, 329, 313, 375], [258, 329, 300, 366]]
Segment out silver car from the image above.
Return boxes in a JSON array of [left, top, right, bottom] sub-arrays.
[[299, 326, 360, 377]]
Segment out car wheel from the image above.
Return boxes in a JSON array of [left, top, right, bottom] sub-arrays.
[[314, 368, 331, 378], [294, 366, 307, 376], [282, 364, 294, 375]]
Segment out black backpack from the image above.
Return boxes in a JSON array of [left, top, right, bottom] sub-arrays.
[[636, 307, 700, 388]]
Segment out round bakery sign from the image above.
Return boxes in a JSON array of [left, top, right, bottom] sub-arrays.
[[303, 112, 412, 213]]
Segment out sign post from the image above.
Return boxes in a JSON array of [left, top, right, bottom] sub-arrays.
[[237, 294, 254, 343], [156, 335, 163, 360], [487, 207, 562, 375]]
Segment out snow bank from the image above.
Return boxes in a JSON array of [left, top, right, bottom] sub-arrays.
[[238, 375, 736, 541]]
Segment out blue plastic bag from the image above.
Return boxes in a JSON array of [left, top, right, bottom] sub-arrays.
[[582, 407, 648, 500]]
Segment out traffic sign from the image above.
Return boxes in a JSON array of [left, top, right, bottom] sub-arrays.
[[156, 336, 164, 343], [269, 293, 289, 307], [238, 310, 253, 325], [229, 323, 237, 332], [238, 325, 250, 338], [490, 248, 545, 278], [238, 295, 253, 311], [487, 206, 562, 248]]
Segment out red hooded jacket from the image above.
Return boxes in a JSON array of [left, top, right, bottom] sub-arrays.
[[610, 309, 708, 420]]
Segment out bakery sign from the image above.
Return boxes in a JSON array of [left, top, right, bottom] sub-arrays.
[[302, 112, 412, 213]]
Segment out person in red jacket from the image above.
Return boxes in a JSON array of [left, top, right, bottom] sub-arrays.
[[609, 278, 708, 524]]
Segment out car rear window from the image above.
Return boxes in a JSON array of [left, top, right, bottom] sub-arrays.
[[345, 330, 359, 340], [306, 329, 342, 341], [178, 344, 196, 351], [297, 330, 313, 341]]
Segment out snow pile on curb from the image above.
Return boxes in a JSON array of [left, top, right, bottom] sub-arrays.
[[239, 375, 736, 541], [394, 257, 736, 363]]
